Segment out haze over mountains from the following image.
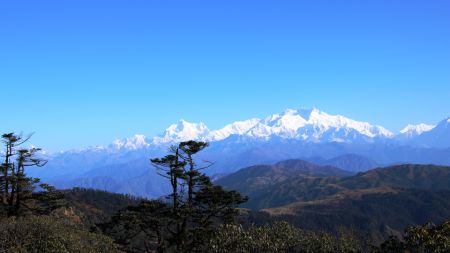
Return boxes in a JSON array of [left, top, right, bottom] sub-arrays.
[[30, 108, 450, 198]]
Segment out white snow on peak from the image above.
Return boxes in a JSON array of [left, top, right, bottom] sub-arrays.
[[111, 134, 150, 150], [208, 118, 261, 141], [249, 108, 393, 140], [152, 120, 210, 144], [399, 124, 435, 137], [302, 109, 393, 138], [98, 107, 403, 150], [265, 109, 307, 129], [250, 109, 308, 138], [149, 108, 394, 144]]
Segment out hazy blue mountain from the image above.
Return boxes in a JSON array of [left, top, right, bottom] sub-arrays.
[[306, 153, 379, 172], [412, 118, 450, 148], [48, 158, 170, 199], [30, 108, 450, 198]]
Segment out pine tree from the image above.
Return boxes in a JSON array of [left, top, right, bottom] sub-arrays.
[[0, 133, 64, 217], [151, 140, 247, 252], [103, 140, 247, 252]]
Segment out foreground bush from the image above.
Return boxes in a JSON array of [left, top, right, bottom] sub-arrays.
[[0, 215, 121, 253], [208, 221, 363, 253], [376, 220, 450, 253]]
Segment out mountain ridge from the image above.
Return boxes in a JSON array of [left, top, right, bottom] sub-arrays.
[[219, 163, 450, 210], [52, 108, 450, 156], [215, 159, 353, 198], [45, 108, 450, 155], [29, 108, 450, 199]]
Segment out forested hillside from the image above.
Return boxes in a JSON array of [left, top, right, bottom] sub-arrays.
[[1, 134, 449, 252]]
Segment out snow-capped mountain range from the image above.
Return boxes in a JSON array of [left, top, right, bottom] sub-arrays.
[[105, 108, 447, 151], [399, 123, 436, 138], [29, 108, 450, 199]]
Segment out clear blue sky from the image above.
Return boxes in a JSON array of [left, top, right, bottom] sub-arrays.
[[1, 0, 449, 151]]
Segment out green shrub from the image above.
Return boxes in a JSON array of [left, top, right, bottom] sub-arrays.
[[0, 215, 121, 253], [208, 221, 362, 253], [376, 220, 450, 253]]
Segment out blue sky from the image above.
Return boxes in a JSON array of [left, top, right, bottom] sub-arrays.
[[1, 0, 449, 151]]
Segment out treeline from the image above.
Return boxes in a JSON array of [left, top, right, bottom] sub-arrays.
[[0, 132, 449, 252]]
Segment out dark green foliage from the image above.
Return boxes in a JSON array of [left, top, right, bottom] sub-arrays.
[[0, 131, 448, 252], [104, 141, 248, 252], [0, 132, 127, 252], [403, 220, 450, 252], [374, 220, 450, 253], [0, 215, 121, 253], [210, 220, 450, 253], [208, 221, 363, 253], [0, 133, 65, 217], [101, 200, 170, 252], [64, 187, 142, 226], [151, 141, 248, 252], [247, 189, 450, 244], [53, 186, 450, 253], [376, 236, 406, 253]]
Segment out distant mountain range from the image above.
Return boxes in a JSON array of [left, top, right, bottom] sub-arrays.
[[29, 108, 450, 198], [305, 153, 379, 172], [219, 163, 450, 243], [62, 164, 450, 245], [102, 108, 450, 147], [218, 163, 450, 209]]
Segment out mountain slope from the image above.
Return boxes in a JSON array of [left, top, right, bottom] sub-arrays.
[[63, 188, 142, 227], [411, 118, 450, 148], [398, 123, 435, 139], [216, 159, 353, 207], [223, 163, 450, 209], [254, 188, 450, 244], [238, 164, 450, 243], [50, 158, 170, 199], [339, 164, 450, 190]]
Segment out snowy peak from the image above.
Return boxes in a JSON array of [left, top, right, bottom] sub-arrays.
[[149, 108, 394, 144], [399, 124, 435, 137], [52, 108, 450, 154], [209, 118, 261, 141], [264, 109, 307, 128], [263, 108, 393, 140], [111, 134, 150, 150], [255, 109, 308, 138], [408, 117, 450, 148], [152, 120, 210, 144]]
